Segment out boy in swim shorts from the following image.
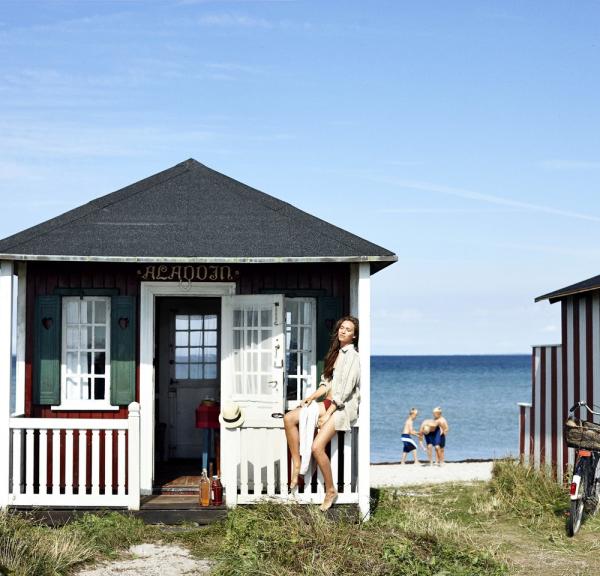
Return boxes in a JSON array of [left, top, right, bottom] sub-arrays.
[[401, 408, 420, 465], [418, 418, 439, 466], [433, 407, 449, 466]]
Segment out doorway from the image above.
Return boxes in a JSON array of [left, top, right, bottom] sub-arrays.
[[155, 297, 221, 471]]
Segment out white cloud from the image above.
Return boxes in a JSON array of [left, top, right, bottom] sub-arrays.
[[371, 177, 600, 223]]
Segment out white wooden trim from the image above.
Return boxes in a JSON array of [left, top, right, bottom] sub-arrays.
[[0, 261, 14, 508], [356, 262, 371, 520], [10, 418, 129, 430], [128, 402, 141, 510], [139, 281, 235, 494], [10, 494, 131, 507], [14, 263, 26, 417]]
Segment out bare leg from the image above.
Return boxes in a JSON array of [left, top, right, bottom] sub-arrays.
[[283, 408, 301, 488], [311, 416, 337, 510], [438, 447, 445, 466], [413, 451, 420, 465], [401, 451, 407, 464], [427, 444, 433, 465]]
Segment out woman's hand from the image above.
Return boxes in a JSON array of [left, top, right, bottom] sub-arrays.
[[301, 397, 313, 407]]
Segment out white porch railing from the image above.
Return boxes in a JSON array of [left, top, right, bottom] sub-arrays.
[[8, 402, 140, 509], [223, 425, 359, 506]]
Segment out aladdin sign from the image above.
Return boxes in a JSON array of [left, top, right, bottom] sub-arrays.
[[137, 265, 239, 284]]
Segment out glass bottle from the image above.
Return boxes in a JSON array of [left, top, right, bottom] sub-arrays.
[[199, 468, 211, 507]]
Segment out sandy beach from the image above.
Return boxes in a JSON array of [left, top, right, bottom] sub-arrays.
[[370, 461, 494, 488]]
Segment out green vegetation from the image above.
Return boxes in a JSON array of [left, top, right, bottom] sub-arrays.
[[4, 461, 600, 575], [0, 511, 154, 575]]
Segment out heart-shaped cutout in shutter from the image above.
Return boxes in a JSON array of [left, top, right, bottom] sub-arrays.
[[42, 317, 53, 330], [118, 317, 129, 330]]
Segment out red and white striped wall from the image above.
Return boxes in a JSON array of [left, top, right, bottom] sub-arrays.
[[520, 293, 600, 481]]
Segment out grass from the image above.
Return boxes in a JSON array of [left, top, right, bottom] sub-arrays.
[[4, 461, 600, 575]]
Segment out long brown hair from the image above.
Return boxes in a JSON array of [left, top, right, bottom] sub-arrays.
[[322, 315, 359, 380]]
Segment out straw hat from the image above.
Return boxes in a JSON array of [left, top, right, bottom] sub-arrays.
[[219, 402, 245, 429]]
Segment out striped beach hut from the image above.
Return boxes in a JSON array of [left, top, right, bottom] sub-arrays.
[[520, 275, 600, 481], [0, 159, 397, 520]]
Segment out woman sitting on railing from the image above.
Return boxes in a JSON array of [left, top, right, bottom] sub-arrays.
[[283, 315, 361, 511]]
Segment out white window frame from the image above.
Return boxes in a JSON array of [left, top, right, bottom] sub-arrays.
[[53, 296, 116, 411], [284, 297, 317, 408]]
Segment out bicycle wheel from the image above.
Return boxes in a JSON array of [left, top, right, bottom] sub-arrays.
[[568, 473, 587, 537], [585, 458, 600, 515]]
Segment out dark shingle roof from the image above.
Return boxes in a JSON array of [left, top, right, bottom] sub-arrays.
[[0, 159, 397, 271], [536, 274, 600, 303]]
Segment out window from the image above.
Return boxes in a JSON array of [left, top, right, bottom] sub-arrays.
[[174, 314, 219, 381], [285, 298, 316, 403], [59, 297, 111, 408]]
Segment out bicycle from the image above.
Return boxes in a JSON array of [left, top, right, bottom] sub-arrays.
[[564, 401, 600, 536]]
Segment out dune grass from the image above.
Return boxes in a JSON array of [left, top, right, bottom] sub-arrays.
[[3, 460, 599, 575]]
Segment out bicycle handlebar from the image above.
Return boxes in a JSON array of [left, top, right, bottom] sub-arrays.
[[569, 400, 600, 415]]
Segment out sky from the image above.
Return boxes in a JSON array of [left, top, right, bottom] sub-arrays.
[[1, 1, 600, 355]]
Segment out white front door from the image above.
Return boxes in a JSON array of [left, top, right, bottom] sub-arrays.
[[222, 295, 285, 427]]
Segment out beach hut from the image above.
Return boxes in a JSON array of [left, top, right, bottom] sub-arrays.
[[0, 159, 397, 519], [520, 275, 600, 481]]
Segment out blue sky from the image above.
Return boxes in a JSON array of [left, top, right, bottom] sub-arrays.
[[1, 1, 600, 354]]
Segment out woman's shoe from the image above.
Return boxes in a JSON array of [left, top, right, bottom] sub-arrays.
[[319, 491, 338, 512]]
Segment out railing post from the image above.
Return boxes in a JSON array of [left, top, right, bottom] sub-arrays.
[[127, 402, 141, 510], [0, 261, 14, 509]]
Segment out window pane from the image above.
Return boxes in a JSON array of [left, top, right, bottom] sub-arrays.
[[190, 331, 202, 347], [302, 302, 312, 325], [260, 309, 270, 327], [81, 327, 93, 349], [204, 364, 217, 379], [66, 377, 79, 400], [67, 327, 79, 349], [93, 352, 106, 374], [260, 330, 270, 345], [233, 350, 241, 373], [289, 328, 298, 350], [67, 352, 78, 375], [82, 377, 91, 400], [300, 328, 311, 350], [176, 331, 189, 347], [233, 330, 242, 350], [260, 375, 271, 395], [246, 310, 255, 327], [175, 347, 188, 363], [287, 352, 298, 376], [233, 310, 242, 328], [94, 326, 106, 349], [205, 315, 217, 330], [175, 315, 188, 330], [86, 301, 94, 323], [95, 300, 107, 324], [66, 301, 79, 324], [205, 347, 217, 363], [204, 331, 217, 346], [301, 353, 311, 375], [190, 315, 203, 330], [81, 352, 92, 375], [190, 347, 203, 363], [190, 364, 202, 379], [94, 378, 105, 400], [175, 364, 188, 379], [289, 302, 299, 325]]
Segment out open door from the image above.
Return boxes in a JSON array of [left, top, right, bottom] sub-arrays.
[[221, 295, 285, 426]]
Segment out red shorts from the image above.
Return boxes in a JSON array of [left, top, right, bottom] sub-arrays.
[[323, 399, 333, 411]]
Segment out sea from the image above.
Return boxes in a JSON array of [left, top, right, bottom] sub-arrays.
[[10, 354, 531, 463], [371, 355, 531, 463]]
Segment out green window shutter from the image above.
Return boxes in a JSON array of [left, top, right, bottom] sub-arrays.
[[34, 295, 61, 405], [110, 296, 137, 406], [316, 296, 342, 383]]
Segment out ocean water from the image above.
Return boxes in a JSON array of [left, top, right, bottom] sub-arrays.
[[371, 355, 531, 463]]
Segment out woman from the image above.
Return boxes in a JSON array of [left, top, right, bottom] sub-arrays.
[[283, 315, 361, 511]]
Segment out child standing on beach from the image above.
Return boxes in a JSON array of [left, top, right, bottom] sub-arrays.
[[418, 418, 439, 466], [400, 408, 421, 465], [433, 407, 449, 466]]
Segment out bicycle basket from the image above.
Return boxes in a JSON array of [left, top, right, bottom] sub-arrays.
[[564, 417, 600, 450]]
